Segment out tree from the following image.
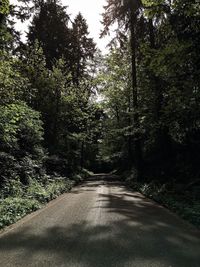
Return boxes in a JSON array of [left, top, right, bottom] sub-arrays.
[[0, 102, 44, 185], [28, 0, 72, 69], [97, 47, 133, 170], [100, 0, 200, 182], [71, 13, 96, 86], [102, 0, 143, 178], [0, 51, 29, 105], [0, 0, 11, 49]]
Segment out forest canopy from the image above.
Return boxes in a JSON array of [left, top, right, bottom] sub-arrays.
[[0, 0, 200, 227]]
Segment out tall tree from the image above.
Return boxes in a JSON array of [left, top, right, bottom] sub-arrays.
[[71, 13, 96, 86], [28, 0, 72, 69], [102, 0, 143, 178], [0, 0, 10, 50]]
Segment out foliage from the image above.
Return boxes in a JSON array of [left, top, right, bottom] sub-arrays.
[[28, 0, 72, 69], [101, 0, 200, 182], [0, 52, 28, 104], [1, 0, 199, 230], [0, 102, 43, 152], [0, 197, 40, 229], [2, 177, 24, 198], [98, 48, 133, 170], [126, 174, 200, 228], [71, 13, 96, 85], [0, 170, 91, 229], [0, 0, 9, 15], [26, 177, 74, 203], [0, 102, 44, 185]]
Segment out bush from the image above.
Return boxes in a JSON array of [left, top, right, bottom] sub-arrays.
[[27, 179, 50, 203], [0, 197, 40, 229], [71, 168, 93, 184], [45, 155, 69, 176], [0, 102, 43, 154], [0, 152, 19, 186], [0, 176, 75, 229], [2, 177, 24, 198], [27, 177, 74, 203], [125, 173, 200, 228], [0, 154, 88, 230], [80, 168, 93, 179], [45, 178, 74, 199], [0, 102, 45, 186], [72, 174, 83, 184]]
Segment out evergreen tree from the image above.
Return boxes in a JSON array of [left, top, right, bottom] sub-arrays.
[[28, 0, 72, 69], [71, 13, 96, 85]]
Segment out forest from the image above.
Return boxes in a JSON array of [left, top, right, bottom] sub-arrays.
[[0, 0, 200, 229]]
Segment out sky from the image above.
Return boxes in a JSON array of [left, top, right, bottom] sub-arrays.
[[63, 0, 111, 52], [11, 0, 113, 53]]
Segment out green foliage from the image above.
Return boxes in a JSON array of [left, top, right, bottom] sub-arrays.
[[0, 52, 28, 104], [0, 197, 40, 229], [0, 0, 9, 15], [0, 102, 44, 185], [101, 0, 200, 181], [26, 179, 49, 203], [125, 172, 200, 227], [27, 178, 73, 203], [71, 13, 96, 84], [97, 47, 135, 170], [2, 177, 24, 198], [28, 0, 72, 69], [0, 172, 88, 229], [0, 102, 43, 153], [72, 174, 83, 184]]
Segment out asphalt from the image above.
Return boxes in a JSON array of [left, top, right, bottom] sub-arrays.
[[0, 175, 200, 267]]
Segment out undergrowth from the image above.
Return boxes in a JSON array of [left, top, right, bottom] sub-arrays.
[[125, 171, 200, 228], [0, 169, 92, 230]]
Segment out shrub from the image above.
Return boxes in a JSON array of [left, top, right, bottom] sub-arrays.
[[0, 197, 40, 229], [125, 173, 200, 228], [2, 177, 24, 198], [26, 179, 50, 203], [45, 178, 74, 199], [0, 102, 45, 185], [0, 152, 19, 185], [0, 102, 43, 154], [72, 174, 83, 184], [45, 155, 69, 176], [80, 168, 93, 179]]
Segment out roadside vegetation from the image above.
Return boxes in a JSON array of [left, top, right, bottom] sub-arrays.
[[0, 0, 199, 229], [125, 171, 200, 227], [0, 169, 90, 229], [0, 0, 97, 230], [100, 0, 200, 227]]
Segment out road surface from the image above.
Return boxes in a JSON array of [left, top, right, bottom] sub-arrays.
[[0, 175, 200, 267]]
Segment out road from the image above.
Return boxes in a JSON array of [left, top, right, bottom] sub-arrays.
[[0, 175, 200, 267]]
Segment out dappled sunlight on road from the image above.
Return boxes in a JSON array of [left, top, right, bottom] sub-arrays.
[[0, 176, 200, 267]]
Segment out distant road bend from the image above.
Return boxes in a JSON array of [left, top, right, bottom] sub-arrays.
[[0, 174, 200, 267]]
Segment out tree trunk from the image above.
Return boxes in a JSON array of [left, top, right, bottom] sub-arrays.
[[127, 87, 132, 167], [129, 4, 143, 180], [80, 141, 84, 169]]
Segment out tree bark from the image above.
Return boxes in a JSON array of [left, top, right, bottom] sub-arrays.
[[129, 3, 143, 180], [80, 141, 84, 169]]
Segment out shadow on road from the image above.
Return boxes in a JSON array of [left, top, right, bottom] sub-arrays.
[[0, 178, 200, 267]]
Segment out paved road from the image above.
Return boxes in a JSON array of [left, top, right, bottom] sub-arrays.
[[0, 175, 200, 267]]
